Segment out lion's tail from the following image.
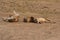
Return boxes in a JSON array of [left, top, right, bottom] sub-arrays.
[[46, 18, 56, 24]]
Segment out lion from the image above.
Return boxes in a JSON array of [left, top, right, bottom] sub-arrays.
[[2, 16, 15, 22], [23, 16, 35, 23], [2, 10, 20, 22], [34, 17, 56, 24]]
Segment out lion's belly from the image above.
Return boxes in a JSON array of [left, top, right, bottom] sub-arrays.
[[37, 18, 46, 23]]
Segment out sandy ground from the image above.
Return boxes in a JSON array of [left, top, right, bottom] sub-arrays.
[[0, 1, 60, 40], [0, 12, 60, 40]]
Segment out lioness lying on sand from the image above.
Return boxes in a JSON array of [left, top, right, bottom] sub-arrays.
[[2, 11, 20, 22], [34, 17, 56, 24]]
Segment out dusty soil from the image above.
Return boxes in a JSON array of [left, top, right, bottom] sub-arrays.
[[0, 0, 60, 40]]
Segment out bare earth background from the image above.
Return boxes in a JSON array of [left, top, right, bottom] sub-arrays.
[[0, 0, 60, 40]]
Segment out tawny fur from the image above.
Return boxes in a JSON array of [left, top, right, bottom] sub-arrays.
[[23, 17, 31, 22], [2, 10, 20, 22], [34, 17, 51, 24], [12, 10, 20, 22], [23, 16, 35, 23]]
